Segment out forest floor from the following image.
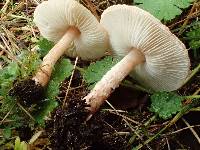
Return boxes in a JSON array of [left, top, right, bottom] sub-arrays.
[[0, 0, 200, 150]]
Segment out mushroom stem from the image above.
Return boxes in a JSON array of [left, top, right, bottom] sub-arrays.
[[84, 48, 145, 113], [33, 27, 80, 86]]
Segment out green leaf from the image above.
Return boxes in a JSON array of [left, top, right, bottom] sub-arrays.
[[18, 51, 41, 78], [83, 56, 119, 87], [46, 58, 73, 99], [184, 22, 200, 58], [37, 38, 54, 57], [14, 137, 27, 150], [0, 50, 41, 129], [3, 128, 11, 139], [0, 62, 20, 96], [33, 99, 58, 125], [135, 0, 193, 21], [46, 80, 60, 99], [150, 91, 184, 119], [0, 62, 19, 81], [186, 27, 200, 49], [32, 56, 69, 124]]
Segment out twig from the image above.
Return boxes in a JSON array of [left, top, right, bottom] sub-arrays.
[[103, 131, 130, 136], [190, 106, 200, 111], [32, 0, 40, 5], [178, 0, 198, 35], [0, 33, 12, 54], [106, 100, 153, 150], [183, 64, 200, 86], [1, 1, 25, 21], [30, 25, 37, 38], [68, 85, 86, 91], [6, 14, 27, 20], [102, 109, 127, 113], [194, 88, 200, 94], [169, 11, 200, 29], [184, 95, 200, 99], [0, 104, 15, 125], [166, 138, 171, 150], [2, 26, 20, 53], [184, 88, 200, 104], [82, 0, 100, 21], [182, 118, 200, 144], [17, 102, 35, 121], [29, 130, 43, 144], [134, 93, 200, 150], [162, 124, 200, 136], [129, 115, 156, 145], [108, 111, 140, 125], [103, 120, 121, 136], [0, 50, 4, 57], [62, 56, 79, 108], [1, 0, 10, 13], [0, 34, 24, 67]]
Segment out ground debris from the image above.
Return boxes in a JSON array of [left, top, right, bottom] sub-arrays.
[[9, 79, 44, 106], [47, 97, 130, 150]]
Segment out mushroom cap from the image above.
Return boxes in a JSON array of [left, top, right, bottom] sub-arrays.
[[34, 0, 109, 60], [100, 5, 190, 91]]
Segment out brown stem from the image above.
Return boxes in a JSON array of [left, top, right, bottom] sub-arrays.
[[84, 49, 145, 113], [32, 27, 80, 86]]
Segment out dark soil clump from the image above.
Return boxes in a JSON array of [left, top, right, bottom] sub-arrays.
[[17, 125, 34, 142], [47, 98, 130, 150], [9, 79, 44, 106]]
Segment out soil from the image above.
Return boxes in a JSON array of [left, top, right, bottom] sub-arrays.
[[47, 102, 130, 150], [43, 48, 200, 150], [45, 71, 131, 150], [9, 79, 45, 106], [17, 126, 34, 142]]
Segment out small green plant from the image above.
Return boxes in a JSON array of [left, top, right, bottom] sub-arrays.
[[46, 58, 74, 99], [37, 38, 54, 57], [186, 28, 200, 49], [32, 99, 58, 125], [150, 91, 184, 119], [33, 58, 74, 125], [14, 137, 28, 150], [2, 127, 12, 139], [83, 56, 119, 88], [18, 51, 41, 78], [135, 0, 194, 21], [0, 51, 41, 128], [185, 21, 200, 58], [0, 36, 75, 127], [0, 62, 20, 97]]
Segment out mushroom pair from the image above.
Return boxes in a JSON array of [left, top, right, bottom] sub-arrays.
[[11, 0, 109, 100], [21, 0, 190, 115], [84, 5, 190, 113]]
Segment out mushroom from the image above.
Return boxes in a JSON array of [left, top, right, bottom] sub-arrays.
[[84, 5, 190, 113], [33, 0, 109, 86], [10, 0, 109, 103]]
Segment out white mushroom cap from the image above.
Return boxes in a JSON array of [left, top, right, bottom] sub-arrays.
[[100, 5, 190, 91], [34, 0, 109, 60]]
